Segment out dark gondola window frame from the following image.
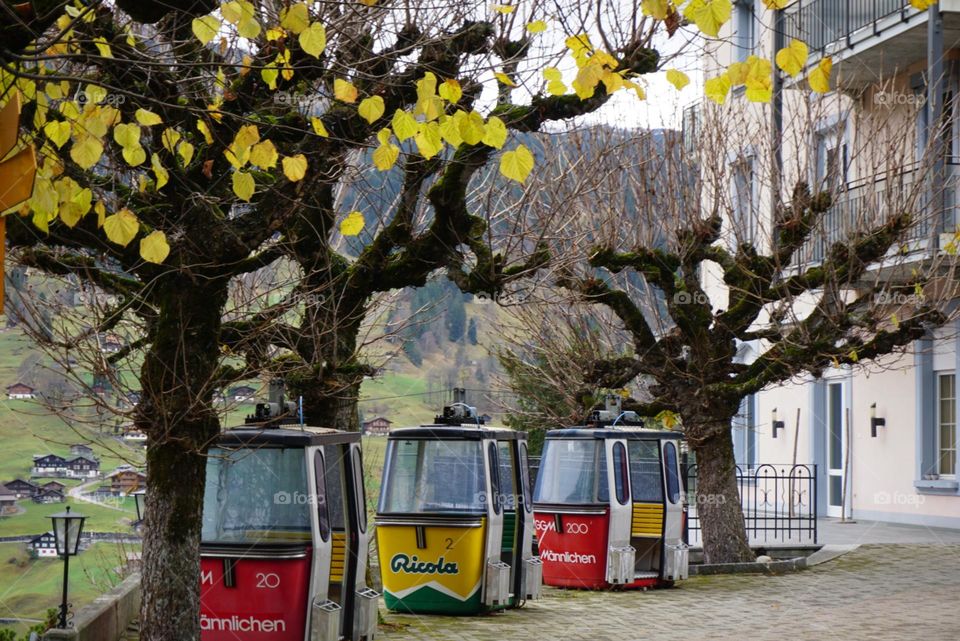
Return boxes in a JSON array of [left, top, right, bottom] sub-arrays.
[[613, 442, 629, 506], [488, 441, 501, 515], [313, 450, 330, 542], [664, 441, 681, 504]]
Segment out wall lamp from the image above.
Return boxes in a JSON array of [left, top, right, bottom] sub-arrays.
[[871, 402, 886, 437], [771, 407, 785, 438]]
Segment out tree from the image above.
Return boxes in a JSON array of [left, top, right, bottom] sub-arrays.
[[2, 1, 679, 637], [446, 292, 466, 342], [467, 316, 478, 344]]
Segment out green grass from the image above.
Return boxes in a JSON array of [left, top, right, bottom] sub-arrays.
[[0, 497, 136, 537], [0, 541, 138, 634]]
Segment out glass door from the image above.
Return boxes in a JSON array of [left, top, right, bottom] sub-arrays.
[[826, 381, 848, 518]]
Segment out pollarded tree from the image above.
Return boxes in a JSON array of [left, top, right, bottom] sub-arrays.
[[1, 1, 700, 638]]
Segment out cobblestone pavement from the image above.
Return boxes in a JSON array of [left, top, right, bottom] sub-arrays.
[[377, 545, 960, 641]]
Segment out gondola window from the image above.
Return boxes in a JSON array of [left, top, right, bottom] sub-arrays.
[[533, 440, 608, 504], [664, 442, 681, 504], [628, 441, 664, 502], [379, 440, 485, 513], [201, 447, 311, 543]]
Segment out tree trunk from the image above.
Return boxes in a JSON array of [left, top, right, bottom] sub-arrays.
[[692, 426, 755, 564], [299, 378, 361, 431], [137, 281, 227, 641]]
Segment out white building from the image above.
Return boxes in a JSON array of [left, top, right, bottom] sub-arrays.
[[696, 2, 960, 528], [29, 532, 58, 558]]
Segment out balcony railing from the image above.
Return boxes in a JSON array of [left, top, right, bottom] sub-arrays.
[[783, 0, 913, 53], [796, 162, 951, 267]]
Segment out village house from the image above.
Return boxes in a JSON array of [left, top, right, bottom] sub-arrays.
[[108, 467, 147, 494], [64, 455, 100, 479], [361, 416, 392, 436], [6, 382, 36, 400], [229, 385, 257, 403], [32, 488, 64, 504], [31, 454, 66, 477], [4, 479, 38, 498], [41, 480, 66, 494], [29, 532, 58, 558], [0, 489, 17, 515]]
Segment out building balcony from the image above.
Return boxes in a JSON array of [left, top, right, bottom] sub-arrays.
[[795, 161, 956, 276], [782, 0, 960, 87]]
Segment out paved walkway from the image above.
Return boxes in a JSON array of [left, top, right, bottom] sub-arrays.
[[378, 544, 960, 641], [818, 517, 960, 545]]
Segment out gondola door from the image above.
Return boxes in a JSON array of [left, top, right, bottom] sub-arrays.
[[603, 438, 634, 585], [659, 439, 688, 582], [481, 439, 510, 607]]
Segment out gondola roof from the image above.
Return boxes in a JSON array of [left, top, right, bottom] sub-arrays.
[[388, 424, 526, 440], [545, 427, 684, 440], [218, 425, 362, 447]]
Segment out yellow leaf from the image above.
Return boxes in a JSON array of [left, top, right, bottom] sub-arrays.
[[69, 136, 103, 170], [135, 109, 163, 127], [372, 138, 400, 171], [93, 37, 112, 58], [642, 0, 671, 19], [113, 122, 142, 149], [744, 55, 773, 103], [438, 115, 462, 147], [123, 145, 146, 167], [704, 74, 731, 104], [151, 153, 169, 190], [499, 144, 534, 183], [340, 211, 365, 236], [334, 78, 358, 103], [775, 38, 808, 77], [547, 79, 567, 96], [601, 69, 624, 93], [299, 21, 327, 58], [282, 154, 308, 181], [415, 73, 442, 121], [565, 33, 593, 57], [44, 120, 71, 148], [261, 65, 279, 90], [495, 72, 516, 87], [178, 141, 195, 165], [232, 171, 255, 201], [809, 56, 833, 94], [234, 124, 260, 149], [197, 119, 214, 144], [140, 230, 171, 264], [250, 140, 278, 168], [909, 0, 936, 8], [666, 69, 690, 91], [95, 201, 105, 227], [191, 16, 220, 45], [103, 208, 139, 246], [439, 79, 462, 103], [359, 0, 377, 5], [493, 4, 515, 13], [358, 96, 385, 124], [160, 128, 182, 154], [414, 121, 443, 159], [762, 0, 791, 8], [683, 0, 732, 38], [526, 20, 548, 33], [280, 3, 310, 34], [572, 62, 604, 99], [311, 117, 329, 137], [543, 67, 562, 82], [391, 109, 418, 142], [457, 110, 486, 146], [481, 116, 507, 149]]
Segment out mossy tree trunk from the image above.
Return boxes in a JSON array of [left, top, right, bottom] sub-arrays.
[[136, 278, 227, 641]]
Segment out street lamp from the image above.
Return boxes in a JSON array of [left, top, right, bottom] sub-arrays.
[[49, 506, 86, 629], [133, 489, 146, 528]]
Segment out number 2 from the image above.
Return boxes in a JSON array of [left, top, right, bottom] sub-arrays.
[[445, 537, 454, 551]]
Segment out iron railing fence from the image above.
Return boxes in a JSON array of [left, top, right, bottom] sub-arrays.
[[783, 0, 913, 53]]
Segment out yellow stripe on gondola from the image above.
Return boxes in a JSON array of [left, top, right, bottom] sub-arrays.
[[631, 502, 664, 538], [330, 532, 347, 582]]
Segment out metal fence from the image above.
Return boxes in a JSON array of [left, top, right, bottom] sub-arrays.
[[783, 0, 913, 53], [684, 463, 818, 546]]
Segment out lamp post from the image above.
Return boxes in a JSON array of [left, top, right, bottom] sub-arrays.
[[49, 505, 86, 629]]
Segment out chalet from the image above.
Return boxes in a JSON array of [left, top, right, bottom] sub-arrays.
[[229, 385, 256, 402], [29, 532, 58, 558], [32, 488, 64, 504], [64, 456, 99, 479], [361, 416, 392, 436], [32, 454, 67, 477], [6, 383, 36, 400], [122, 430, 147, 445], [108, 468, 147, 494], [4, 479, 38, 498], [42, 481, 66, 493], [69, 444, 95, 459], [0, 489, 17, 515], [99, 333, 124, 353]]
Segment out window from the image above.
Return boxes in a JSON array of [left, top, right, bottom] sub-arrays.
[[938, 373, 957, 477], [612, 443, 629, 505], [488, 442, 501, 514], [732, 394, 757, 470], [378, 439, 485, 513], [733, 0, 755, 63], [313, 451, 330, 542], [664, 442, 681, 504], [730, 158, 756, 246], [533, 439, 608, 504], [519, 442, 533, 513], [351, 447, 367, 532], [497, 441, 516, 511], [201, 447, 311, 544]]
